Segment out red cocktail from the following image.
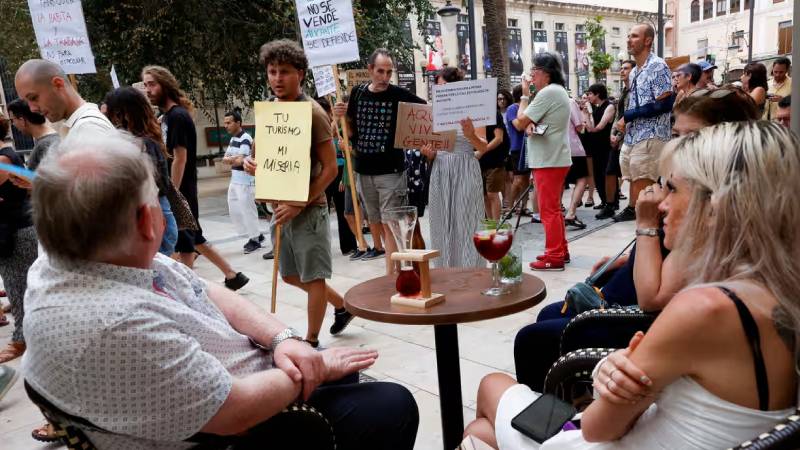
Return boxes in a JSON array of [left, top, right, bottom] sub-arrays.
[[473, 221, 514, 296], [396, 267, 421, 297]]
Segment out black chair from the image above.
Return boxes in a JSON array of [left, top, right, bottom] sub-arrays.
[[24, 381, 336, 450], [559, 307, 658, 355], [543, 349, 800, 450]]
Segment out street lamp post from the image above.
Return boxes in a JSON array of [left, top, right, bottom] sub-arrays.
[[791, 0, 799, 135], [437, 0, 477, 79], [657, 0, 664, 58], [747, 0, 755, 62]]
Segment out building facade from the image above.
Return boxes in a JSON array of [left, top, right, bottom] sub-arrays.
[[404, 0, 659, 99], [676, 0, 793, 80]]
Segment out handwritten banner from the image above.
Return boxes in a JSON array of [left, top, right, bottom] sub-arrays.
[[345, 69, 370, 88], [27, 0, 96, 74], [312, 65, 336, 97], [254, 101, 312, 203], [295, 0, 359, 67], [394, 103, 456, 151], [432, 78, 497, 132]]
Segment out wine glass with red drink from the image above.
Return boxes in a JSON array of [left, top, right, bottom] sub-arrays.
[[473, 220, 514, 296], [386, 206, 421, 297]]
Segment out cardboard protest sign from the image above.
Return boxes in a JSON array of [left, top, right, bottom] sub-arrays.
[[394, 103, 456, 151], [312, 65, 336, 96], [254, 101, 312, 203], [295, 0, 359, 67], [432, 78, 497, 132], [27, 0, 96, 74], [345, 69, 371, 88]]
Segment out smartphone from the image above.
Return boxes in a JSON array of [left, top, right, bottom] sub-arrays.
[[511, 393, 576, 443], [533, 123, 549, 135]]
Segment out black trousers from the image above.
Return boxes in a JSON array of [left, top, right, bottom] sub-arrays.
[[591, 146, 610, 205], [234, 381, 419, 450], [326, 166, 357, 255]]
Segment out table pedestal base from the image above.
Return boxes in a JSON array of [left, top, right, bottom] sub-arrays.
[[434, 324, 464, 450]]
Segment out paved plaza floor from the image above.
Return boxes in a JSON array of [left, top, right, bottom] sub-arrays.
[[0, 171, 635, 449]]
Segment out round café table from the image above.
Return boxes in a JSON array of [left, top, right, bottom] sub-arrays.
[[344, 268, 547, 450]]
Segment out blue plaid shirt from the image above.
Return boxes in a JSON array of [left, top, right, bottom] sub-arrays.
[[624, 53, 672, 146]]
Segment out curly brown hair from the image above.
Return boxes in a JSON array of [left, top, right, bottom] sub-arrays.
[[258, 39, 308, 72], [141, 65, 194, 113]]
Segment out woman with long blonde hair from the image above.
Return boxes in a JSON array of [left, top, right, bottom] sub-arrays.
[[467, 121, 800, 449]]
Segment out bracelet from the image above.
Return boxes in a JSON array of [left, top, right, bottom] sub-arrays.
[[521, 95, 530, 101]]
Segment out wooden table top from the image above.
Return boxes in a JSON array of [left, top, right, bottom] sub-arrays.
[[344, 268, 547, 326]]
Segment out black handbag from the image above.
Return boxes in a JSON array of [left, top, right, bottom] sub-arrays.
[[563, 238, 636, 314]]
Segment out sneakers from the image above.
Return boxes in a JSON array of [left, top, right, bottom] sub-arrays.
[[595, 204, 616, 220], [537, 253, 570, 263], [531, 214, 542, 223], [361, 248, 386, 260], [349, 248, 368, 260], [224, 272, 250, 291], [262, 250, 275, 260], [243, 239, 262, 254], [612, 206, 636, 222], [329, 308, 354, 335], [529, 259, 566, 271]]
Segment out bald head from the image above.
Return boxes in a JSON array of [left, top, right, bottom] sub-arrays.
[[16, 59, 69, 86], [15, 59, 82, 123], [628, 24, 655, 58]]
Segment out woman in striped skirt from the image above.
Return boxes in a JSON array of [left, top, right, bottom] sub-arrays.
[[421, 67, 485, 268]]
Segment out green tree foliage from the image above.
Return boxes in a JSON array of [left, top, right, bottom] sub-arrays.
[[584, 16, 613, 81], [0, 0, 434, 109]]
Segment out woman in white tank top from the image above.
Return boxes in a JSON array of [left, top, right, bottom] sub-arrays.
[[466, 121, 800, 450]]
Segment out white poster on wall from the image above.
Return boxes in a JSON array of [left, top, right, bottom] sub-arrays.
[[432, 78, 497, 132], [27, 0, 97, 74], [312, 65, 336, 96], [295, 0, 359, 67]]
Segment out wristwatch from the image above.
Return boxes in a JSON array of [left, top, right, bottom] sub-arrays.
[[270, 327, 304, 351], [635, 228, 659, 237]]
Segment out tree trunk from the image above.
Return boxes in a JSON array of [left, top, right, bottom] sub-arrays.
[[483, 0, 510, 91]]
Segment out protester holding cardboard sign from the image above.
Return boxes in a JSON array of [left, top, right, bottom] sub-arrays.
[[333, 48, 426, 272], [245, 39, 353, 348]]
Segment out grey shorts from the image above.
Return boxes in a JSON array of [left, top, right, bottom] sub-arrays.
[[270, 206, 332, 283], [356, 173, 408, 224]]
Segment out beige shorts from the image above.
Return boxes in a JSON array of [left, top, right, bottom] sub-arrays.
[[619, 139, 665, 182]]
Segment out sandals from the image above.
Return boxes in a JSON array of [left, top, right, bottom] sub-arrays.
[[31, 422, 59, 443], [565, 218, 587, 230], [0, 341, 25, 363], [583, 199, 595, 208]]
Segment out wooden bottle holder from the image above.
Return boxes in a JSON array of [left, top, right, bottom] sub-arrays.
[[390, 249, 445, 308]]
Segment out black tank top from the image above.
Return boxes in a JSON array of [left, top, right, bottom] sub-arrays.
[[0, 146, 33, 229], [718, 286, 771, 411], [590, 100, 613, 152]]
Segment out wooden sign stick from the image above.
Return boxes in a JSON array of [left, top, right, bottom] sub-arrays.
[[326, 92, 368, 251], [270, 223, 282, 313], [332, 65, 366, 249]]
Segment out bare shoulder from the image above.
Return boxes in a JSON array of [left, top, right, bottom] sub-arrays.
[[650, 286, 737, 342]]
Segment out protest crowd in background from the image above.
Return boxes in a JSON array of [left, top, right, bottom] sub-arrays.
[[0, 4, 799, 449]]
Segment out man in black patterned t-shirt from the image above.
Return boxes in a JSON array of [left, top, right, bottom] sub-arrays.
[[333, 49, 425, 273]]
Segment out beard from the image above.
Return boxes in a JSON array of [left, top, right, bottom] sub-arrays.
[[148, 90, 166, 108]]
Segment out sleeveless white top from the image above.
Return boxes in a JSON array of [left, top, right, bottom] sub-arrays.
[[497, 376, 794, 450]]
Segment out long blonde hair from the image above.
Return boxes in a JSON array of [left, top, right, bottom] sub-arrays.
[[663, 121, 800, 352]]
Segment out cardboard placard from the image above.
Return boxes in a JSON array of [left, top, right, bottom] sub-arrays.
[[254, 101, 312, 203], [312, 65, 336, 96], [345, 69, 371, 88], [394, 102, 456, 151], [27, 0, 96, 74], [432, 78, 497, 132], [295, 0, 360, 67]]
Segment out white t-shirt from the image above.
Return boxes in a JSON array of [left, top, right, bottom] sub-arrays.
[[60, 102, 115, 145]]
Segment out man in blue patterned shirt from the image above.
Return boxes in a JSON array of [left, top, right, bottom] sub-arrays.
[[613, 24, 674, 222]]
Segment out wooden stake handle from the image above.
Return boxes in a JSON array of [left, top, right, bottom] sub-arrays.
[[331, 66, 367, 250], [270, 224, 282, 313]]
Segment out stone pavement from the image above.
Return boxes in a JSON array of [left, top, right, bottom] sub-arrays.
[[0, 172, 635, 449]]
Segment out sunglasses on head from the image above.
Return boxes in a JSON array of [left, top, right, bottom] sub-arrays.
[[689, 88, 735, 99]]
